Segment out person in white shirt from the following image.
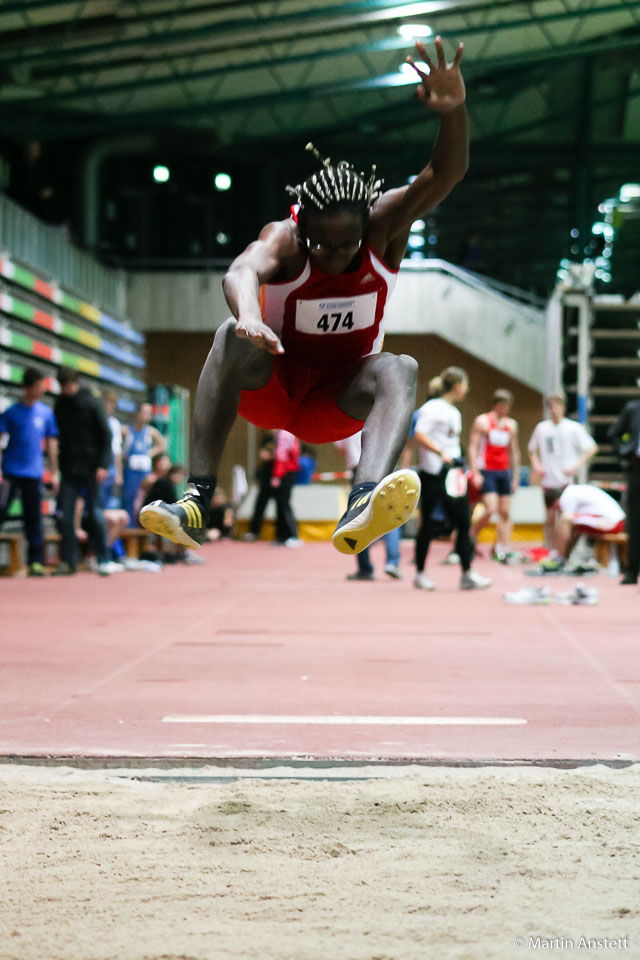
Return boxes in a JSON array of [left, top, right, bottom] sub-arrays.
[[528, 392, 597, 554], [553, 484, 625, 567], [413, 366, 491, 591], [101, 390, 123, 509]]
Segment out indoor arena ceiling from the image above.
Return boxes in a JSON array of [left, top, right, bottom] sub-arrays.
[[1, 0, 639, 294]]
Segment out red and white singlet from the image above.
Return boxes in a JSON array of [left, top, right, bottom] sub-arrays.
[[259, 240, 398, 367], [479, 412, 513, 471]]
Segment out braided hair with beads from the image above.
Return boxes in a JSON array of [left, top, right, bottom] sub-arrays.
[[286, 143, 383, 234]]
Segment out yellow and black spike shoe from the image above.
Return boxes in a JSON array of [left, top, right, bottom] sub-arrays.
[[332, 469, 421, 556], [139, 493, 208, 549]]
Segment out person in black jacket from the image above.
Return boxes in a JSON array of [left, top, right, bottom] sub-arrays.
[[609, 399, 640, 585], [53, 367, 113, 575]]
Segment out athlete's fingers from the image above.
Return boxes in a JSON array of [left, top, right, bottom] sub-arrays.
[[260, 328, 283, 353], [255, 335, 282, 356], [405, 56, 428, 83], [248, 330, 283, 355], [434, 36, 446, 68], [413, 41, 435, 71], [263, 330, 284, 354], [452, 41, 464, 66]]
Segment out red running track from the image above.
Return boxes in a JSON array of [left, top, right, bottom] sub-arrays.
[[1, 540, 638, 762]]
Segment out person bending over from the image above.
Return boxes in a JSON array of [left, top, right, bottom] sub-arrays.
[[141, 37, 468, 558], [550, 484, 625, 570]]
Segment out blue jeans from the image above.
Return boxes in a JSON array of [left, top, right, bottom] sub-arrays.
[[357, 525, 401, 574], [58, 473, 108, 568], [0, 475, 44, 565], [100, 464, 121, 510], [122, 469, 146, 526]]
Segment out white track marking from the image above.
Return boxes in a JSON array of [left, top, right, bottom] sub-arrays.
[[162, 715, 527, 725]]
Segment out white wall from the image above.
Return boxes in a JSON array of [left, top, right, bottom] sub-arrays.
[[385, 262, 545, 390], [127, 269, 231, 332]]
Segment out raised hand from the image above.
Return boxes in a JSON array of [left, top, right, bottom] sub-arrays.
[[406, 36, 465, 112]]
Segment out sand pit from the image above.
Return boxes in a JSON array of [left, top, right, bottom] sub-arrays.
[[0, 763, 638, 960]]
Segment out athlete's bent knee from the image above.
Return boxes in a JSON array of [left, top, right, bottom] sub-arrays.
[[397, 353, 419, 384]]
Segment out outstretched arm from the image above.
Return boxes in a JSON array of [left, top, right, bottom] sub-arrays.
[[368, 37, 468, 265]]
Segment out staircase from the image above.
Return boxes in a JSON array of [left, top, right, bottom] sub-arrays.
[[563, 296, 640, 485], [386, 259, 546, 391]]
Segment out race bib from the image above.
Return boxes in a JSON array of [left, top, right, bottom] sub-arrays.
[[295, 292, 377, 336], [488, 428, 510, 447], [128, 453, 151, 472]]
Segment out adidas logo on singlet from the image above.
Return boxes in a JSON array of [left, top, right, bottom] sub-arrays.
[[361, 272, 375, 284]]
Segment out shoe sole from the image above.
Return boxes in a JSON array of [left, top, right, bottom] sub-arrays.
[[139, 503, 202, 550], [332, 469, 420, 555], [503, 598, 550, 605]]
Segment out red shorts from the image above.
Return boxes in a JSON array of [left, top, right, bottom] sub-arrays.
[[238, 357, 365, 444], [575, 519, 625, 538]]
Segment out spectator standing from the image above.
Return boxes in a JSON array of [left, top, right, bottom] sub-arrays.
[[53, 367, 112, 575], [121, 402, 166, 525], [100, 390, 123, 509], [245, 432, 276, 541], [528, 392, 597, 558], [608, 398, 640, 585], [413, 366, 491, 591], [100, 390, 128, 563], [335, 431, 402, 580], [468, 389, 521, 561], [0, 367, 58, 576], [271, 429, 302, 547]]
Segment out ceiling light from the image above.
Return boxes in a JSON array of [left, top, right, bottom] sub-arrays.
[[620, 183, 640, 202], [153, 165, 170, 183], [397, 23, 434, 40], [214, 172, 232, 191]]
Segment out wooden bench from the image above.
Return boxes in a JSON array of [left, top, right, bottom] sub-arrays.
[[45, 528, 154, 560], [121, 528, 153, 558], [44, 529, 152, 561], [0, 532, 25, 577], [0, 527, 153, 573], [593, 532, 628, 568]]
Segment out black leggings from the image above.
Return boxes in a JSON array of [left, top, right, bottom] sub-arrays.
[[625, 460, 640, 578], [415, 469, 472, 573]]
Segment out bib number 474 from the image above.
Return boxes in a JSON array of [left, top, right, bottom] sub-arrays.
[[317, 311, 354, 333]]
